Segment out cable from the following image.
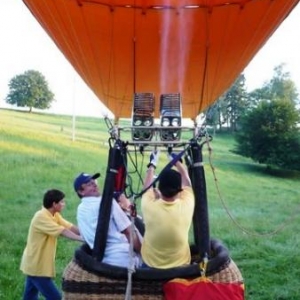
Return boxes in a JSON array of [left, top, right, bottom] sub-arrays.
[[205, 135, 300, 237]]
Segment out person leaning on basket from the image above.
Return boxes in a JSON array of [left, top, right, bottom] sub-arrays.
[[141, 151, 195, 269], [73, 172, 142, 268], [20, 189, 83, 300]]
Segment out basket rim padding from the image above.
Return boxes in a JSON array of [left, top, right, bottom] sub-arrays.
[[74, 238, 231, 281]]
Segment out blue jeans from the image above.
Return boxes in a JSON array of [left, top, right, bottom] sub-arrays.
[[22, 276, 61, 300]]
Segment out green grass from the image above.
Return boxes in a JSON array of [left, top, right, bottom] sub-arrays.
[[1, 108, 300, 299]]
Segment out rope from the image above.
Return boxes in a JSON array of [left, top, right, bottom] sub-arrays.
[[205, 134, 300, 237], [125, 145, 145, 195], [124, 216, 136, 300], [124, 198, 140, 300]]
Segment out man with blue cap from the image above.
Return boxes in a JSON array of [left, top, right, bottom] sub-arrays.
[[73, 172, 142, 268]]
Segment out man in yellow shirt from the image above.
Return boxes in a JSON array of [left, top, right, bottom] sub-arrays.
[[141, 151, 195, 269], [20, 189, 83, 300]]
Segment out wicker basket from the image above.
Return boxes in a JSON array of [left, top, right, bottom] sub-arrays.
[[62, 258, 243, 300], [62, 259, 164, 300]]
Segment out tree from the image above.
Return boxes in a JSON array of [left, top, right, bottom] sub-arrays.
[[235, 64, 300, 170], [205, 74, 248, 132], [248, 64, 299, 107], [205, 94, 227, 132], [222, 74, 249, 131], [6, 70, 54, 112], [235, 100, 300, 170]]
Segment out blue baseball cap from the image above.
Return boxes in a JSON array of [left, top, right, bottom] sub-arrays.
[[73, 172, 100, 192]]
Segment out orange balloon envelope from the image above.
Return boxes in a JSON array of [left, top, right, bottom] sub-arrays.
[[22, 0, 299, 120]]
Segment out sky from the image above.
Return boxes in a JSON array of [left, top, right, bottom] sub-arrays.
[[1, 1, 300, 118]]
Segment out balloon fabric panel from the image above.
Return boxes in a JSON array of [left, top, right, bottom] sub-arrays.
[[23, 0, 300, 119]]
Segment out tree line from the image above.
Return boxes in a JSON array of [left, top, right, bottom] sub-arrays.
[[205, 64, 300, 171], [5, 65, 300, 171]]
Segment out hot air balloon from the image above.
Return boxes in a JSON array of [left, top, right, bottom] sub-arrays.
[[22, 0, 299, 121], [22, 0, 299, 299]]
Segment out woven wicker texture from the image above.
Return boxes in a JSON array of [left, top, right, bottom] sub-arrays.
[[62, 259, 243, 300], [63, 259, 164, 300], [209, 260, 243, 283]]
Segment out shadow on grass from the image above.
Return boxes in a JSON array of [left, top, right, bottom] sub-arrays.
[[224, 145, 300, 179], [263, 166, 300, 179], [226, 159, 300, 179]]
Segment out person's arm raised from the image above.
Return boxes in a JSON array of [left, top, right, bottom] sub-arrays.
[[143, 150, 160, 189], [168, 153, 191, 187]]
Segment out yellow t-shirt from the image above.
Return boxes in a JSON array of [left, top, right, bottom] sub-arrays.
[[141, 186, 195, 268], [20, 207, 72, 277]]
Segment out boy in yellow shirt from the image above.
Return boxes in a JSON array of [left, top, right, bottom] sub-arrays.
[[20, 189, 83, 300]]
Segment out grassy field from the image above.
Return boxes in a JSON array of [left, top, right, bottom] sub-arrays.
[[1, 108, 300, 299]]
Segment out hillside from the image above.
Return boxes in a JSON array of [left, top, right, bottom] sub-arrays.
[[1, 108, 300, 299]]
